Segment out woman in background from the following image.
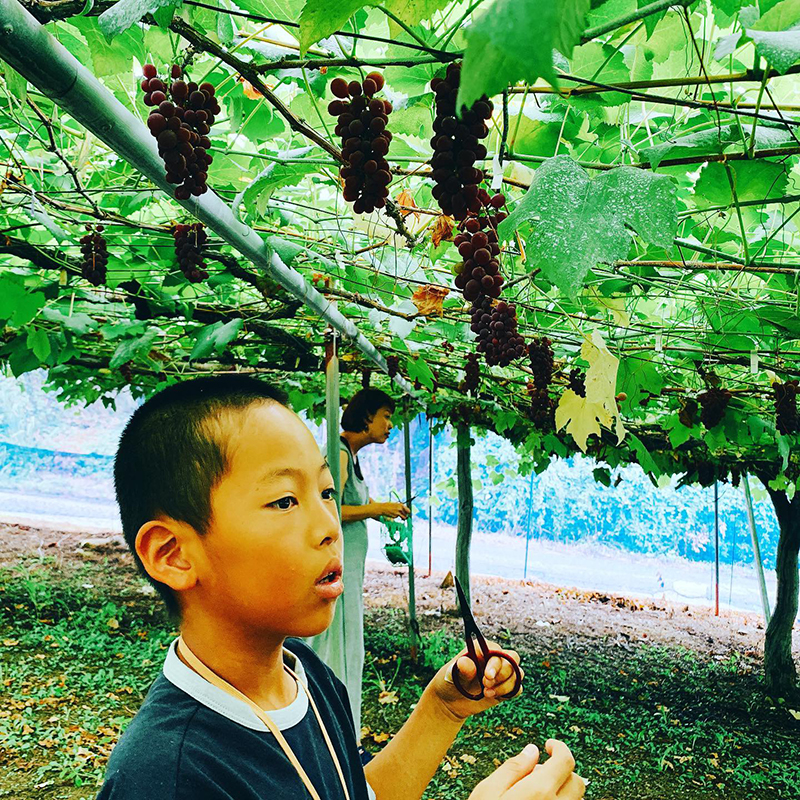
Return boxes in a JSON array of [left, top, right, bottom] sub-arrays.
[[307, 388, 410, 742]]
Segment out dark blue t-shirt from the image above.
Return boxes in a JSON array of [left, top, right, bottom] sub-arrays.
[[97, 638, 374, 800]]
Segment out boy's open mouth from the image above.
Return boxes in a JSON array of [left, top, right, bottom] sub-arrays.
[[315, 558, 343, 585], [314, 559, 344, 599]]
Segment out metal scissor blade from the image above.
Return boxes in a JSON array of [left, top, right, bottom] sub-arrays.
[[454, 577, 478, 630]]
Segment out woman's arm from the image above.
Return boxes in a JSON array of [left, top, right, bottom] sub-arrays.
[[341, 502, 409, 522]]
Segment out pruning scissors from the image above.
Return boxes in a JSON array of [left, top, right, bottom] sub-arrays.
[[451, 577, 523, 701]]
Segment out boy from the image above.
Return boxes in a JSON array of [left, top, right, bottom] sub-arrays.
[[98, 375, 585, 800]]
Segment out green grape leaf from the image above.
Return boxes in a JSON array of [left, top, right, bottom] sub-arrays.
[[190, 319, 244, 360], [695, 160, 790, 207], [26, 329, 51, 362], [639, 127, 734, 169], [382, 0, 451, 25], [497, 156, 678, 298], [746, 28, 800, 72], [616, 356, 664, 415], [0, 277, 46, 326], [3, 64, 27, 103], [98, 0, 183, 40], [593, 466, 612, 486], [405, 356, 435, 389], [299, 0, 381, 55], [71, 18, 146, 76], [233, 151, 319, 221], [457, 0, 590, 109], [109, 329, 159, 369], [627, 433, 660, 476], [751, 0, 800, 30], [41, 308, 98, 336]]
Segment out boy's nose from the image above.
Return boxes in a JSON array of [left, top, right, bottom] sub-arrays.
[[317, 503, 341, 547]]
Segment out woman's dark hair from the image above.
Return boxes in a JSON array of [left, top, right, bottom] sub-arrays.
[[340, 388, 395, 432], [114, 374, 288, 616]]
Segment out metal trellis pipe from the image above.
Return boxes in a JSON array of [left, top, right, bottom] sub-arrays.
[[0, 0, 421, 401]]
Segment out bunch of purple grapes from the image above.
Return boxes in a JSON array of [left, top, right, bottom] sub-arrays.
[[430, 63, 493, 220], [471, 298, 525, 367], [527, 338, 555, 430], [79, 224, 108, 286], [568, 368, 587, 398], [141, 64, 218, 200], [173, 223, 209, 283], [698, 386, 732, 429], [386, 355, 399, 379], [464, 352, 481, 394], [329, 72, 393, 215], [774, 380, 800, 435], [453, 199, 507, 302]]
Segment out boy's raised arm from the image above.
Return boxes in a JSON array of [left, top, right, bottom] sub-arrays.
[[363, 677, 465, 800], [363, 643, 585, 800]]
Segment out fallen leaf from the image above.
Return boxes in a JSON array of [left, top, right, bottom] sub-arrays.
[[2, 639, 19, 646], [378, 690, 399, 705], [372, 731, 390, 743], [106, 618, 119, 630], [412, 284, 449, 316], [460, 754, 477, 764]]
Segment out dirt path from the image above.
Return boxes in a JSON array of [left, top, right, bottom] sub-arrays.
[[3, 519, 793, 665]]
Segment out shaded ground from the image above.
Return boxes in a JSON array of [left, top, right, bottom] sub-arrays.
[[1, 522, 798, 799]]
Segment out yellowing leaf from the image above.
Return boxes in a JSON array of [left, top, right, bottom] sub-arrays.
[[378, 689, 399, 704], [396, 189, 419, 220], [588, 287, 630, 327], [106, 617, 119, 629], [412, 284, 449, 316], [431, 215, 455, 247], [555, 330, 626, 451]]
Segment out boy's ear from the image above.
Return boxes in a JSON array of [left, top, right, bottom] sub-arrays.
[[135, 520, 199, 594]]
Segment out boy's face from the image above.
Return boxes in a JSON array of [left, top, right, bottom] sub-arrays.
[[187, 401, 342, 640], [366, 405, 394, 443]]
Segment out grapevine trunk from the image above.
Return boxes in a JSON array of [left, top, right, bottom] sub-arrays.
[[762, 481, 800, 698]]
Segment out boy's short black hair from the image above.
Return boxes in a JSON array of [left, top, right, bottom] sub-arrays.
[[340, 388, 395, 433], [114, 374, 288, 615]]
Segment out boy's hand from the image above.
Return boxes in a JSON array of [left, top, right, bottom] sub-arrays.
[[469, 740, 586, 800], [428, 641, 524, 721]]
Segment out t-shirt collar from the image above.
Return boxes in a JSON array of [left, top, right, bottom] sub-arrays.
[[162, 638, 310, 732]]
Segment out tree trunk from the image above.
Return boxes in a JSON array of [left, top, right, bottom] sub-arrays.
[[455, 422, 473, 609], [761, 481, 800, 697]]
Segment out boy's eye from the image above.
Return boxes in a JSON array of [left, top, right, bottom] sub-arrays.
[[268, 496, 296, 510], [322, 487, 337, 501]]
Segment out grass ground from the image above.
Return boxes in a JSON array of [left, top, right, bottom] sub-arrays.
[[1, 551, 799, 799]]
